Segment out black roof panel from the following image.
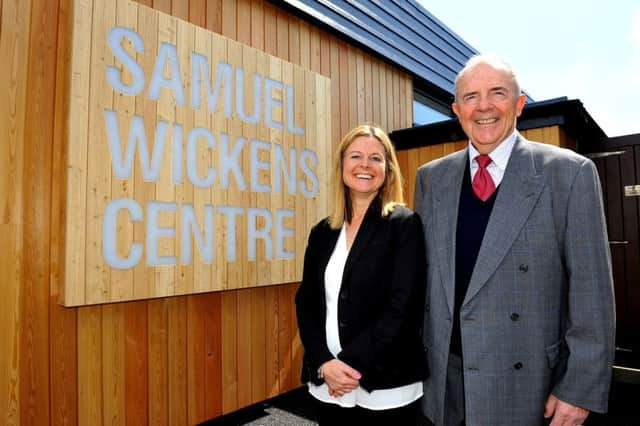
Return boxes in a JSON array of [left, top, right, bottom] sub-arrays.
[[270, 0, 479, 95]]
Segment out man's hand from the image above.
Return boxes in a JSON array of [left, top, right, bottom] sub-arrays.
[[320, 359, 361, 397], [544, 394, 589, 426]]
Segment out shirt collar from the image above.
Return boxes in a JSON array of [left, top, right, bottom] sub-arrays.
[[468, 130, 518, 172]]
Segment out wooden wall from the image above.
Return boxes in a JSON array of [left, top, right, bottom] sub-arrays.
[[590, 139, 640, 354], [0, 0, 413, 424], [397, 126, 572, 208]]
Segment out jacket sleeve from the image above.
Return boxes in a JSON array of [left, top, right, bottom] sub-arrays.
[[295, 224, 335, 382], [337, 210, 427, 372], [552, 158, 616, 413]]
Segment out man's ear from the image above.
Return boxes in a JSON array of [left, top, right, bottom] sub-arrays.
[[452, 102, 460, 118], [515, 94, 526, 117]]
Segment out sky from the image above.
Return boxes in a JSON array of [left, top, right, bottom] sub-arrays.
[[417, 0, 640, 137]]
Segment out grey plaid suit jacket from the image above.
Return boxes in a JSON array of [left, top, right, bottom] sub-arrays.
[[414, 135, 615, 426]]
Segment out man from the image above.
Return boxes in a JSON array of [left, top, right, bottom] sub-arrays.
[[414, 54, 615, 426]]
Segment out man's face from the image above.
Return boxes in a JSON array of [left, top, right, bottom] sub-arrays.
[[452, 63, 526, 154]]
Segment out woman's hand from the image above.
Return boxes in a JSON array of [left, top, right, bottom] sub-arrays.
[[320, 359, 361, 397]]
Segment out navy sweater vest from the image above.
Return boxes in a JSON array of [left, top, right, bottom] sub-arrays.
[[450, 165, 498, 356]]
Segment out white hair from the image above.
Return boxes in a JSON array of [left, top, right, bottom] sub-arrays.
[[454, 54, 521, 102]]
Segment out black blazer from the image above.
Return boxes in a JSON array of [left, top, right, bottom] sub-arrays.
[[295, 203, 428, 392]]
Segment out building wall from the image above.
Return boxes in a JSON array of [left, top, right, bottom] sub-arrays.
[[0, 0, 414, 424]]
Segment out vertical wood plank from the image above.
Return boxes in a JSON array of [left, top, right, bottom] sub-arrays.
[[0, 226, 22, 426], [189, 0, 206, 28], [236, 289, 253, 407], [0, 0, 30, 227], [152, 0, 170, 14], [355, 50, 365, 123], [347, 46, 357, 130], [125, 301, 148, 425], [276, 8, 289, 60], [210, 33, 228, 292], [290, 284, 303, 392], [168, 297, 188, 426], [309, 27, 320, 74], [153, 11, 177, 298], [250, 287, 267, 401], [263, 2, 277, 56], [363, 56, 372, 122], [277, 285, 293, 390], [147, 299, 168, 426], [205, 0, 223, 34], [133, 0, 158, 300], [51, 0, 78, 423], [396, 150, 410, 204], [297, 20, 309, 68], [329, 39, 340, 149], [378, 62, 388, 131], [192, 25, 213, 294], [50, 302, 78, 426], [111, 0, 137, 303], [204, 293, 223, 419], [320, 33, 330, 78], [65, 0, 93, 306], [221, 291, 238, 413], [102, 303, 126, 426], [77, 306, 103, 425], [250, 0, 264, 51], [338, 42, 349, 139], [392, 70, 400, 130], [386, 65, 394, 131], [85, 0, 114, 305], [19, 0, 58, 422], [174, 17, 195, 296], [287, 15, 300, 65], [371, 60, 381, 126], [264, 286, 280, 397], [221, 0, 236, 40]]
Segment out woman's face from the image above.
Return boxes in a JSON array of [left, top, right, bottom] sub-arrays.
[[342, 135, 386, 199]]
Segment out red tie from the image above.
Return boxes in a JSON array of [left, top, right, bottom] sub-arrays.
[[472, 154, 496, 201]]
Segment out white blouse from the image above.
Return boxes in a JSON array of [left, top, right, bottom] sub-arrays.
[[307, 224, 423, 409]]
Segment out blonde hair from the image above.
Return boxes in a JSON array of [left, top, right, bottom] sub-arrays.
[[328, 124, 404, 229]]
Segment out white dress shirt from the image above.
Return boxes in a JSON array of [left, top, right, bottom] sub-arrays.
[[307, 224, 423, 409], [468, 130, 518, 186]]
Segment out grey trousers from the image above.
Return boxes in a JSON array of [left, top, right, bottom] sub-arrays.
[[444, 353, 465, 426]]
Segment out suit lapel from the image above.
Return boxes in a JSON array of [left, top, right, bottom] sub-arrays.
[[463, 136, 545, 306], [433, 150, 467, 316], [316, 223, 340, 287], [343, 205, 381, 280]]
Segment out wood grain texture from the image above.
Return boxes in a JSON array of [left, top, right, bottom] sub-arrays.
[[19, 0, 58, 424], [3, 0, 416, 423]]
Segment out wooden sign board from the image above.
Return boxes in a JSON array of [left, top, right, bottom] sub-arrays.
[[62, 0, 331, 306]]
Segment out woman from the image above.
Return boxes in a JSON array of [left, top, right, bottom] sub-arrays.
[[295, 124, 428, 425]]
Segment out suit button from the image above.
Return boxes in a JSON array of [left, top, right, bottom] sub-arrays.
[[425, 305, 430, 312], [519, 264, 528, 272], [339, 292, 348, 300], [514, 362, 523, 370], [339, 321, 346, 328], [510, 313, 520, 321]]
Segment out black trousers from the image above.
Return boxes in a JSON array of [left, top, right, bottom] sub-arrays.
[[314, 398, 422, 426]]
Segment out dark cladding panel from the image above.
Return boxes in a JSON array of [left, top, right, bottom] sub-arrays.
[[270, 0, 478, 96]]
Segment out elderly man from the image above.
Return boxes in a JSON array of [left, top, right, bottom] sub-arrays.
[[415, 54, 615, 426]]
